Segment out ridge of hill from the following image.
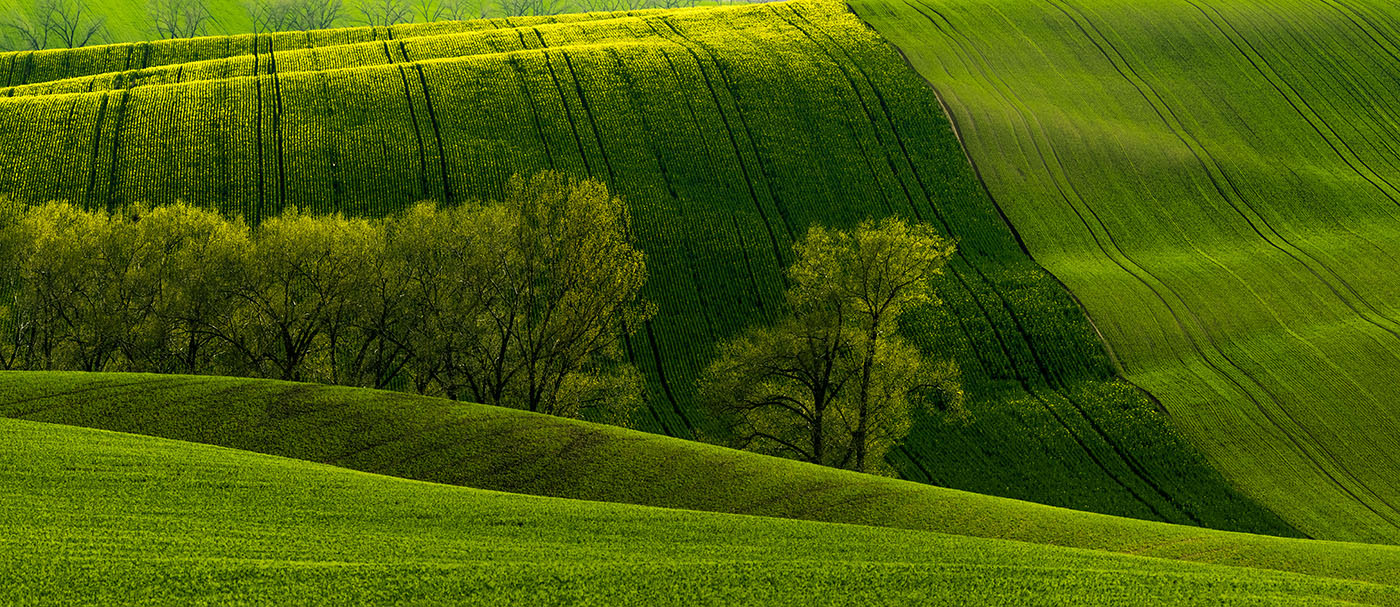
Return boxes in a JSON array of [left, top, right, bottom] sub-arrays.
[[851, 0, 1400, 543], [6, 416, 1397, 605], [5, 370, 1397, 585], [0, 0, 1292, 532]]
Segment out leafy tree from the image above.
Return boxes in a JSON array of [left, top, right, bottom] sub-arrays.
[[701, 308, 860, 467], [0, 198, 34, 369], [459, 172, 652, 420], [217, 210, 376, 381], [388, 201, 500, 398], [0, 172, 648, 427], [701, 218, 964, 474], [125, 203, 251, 374], [12, 203, 128, 371]]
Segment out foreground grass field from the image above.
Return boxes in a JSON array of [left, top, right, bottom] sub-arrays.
[[4, 370, 1400, 587], [8, 417, 1399, 605], [851, 0, 1400, 543], [0, 0, 1294, 533]]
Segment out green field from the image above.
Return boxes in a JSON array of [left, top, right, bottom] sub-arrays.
[[5, 387, 1400, 604], [6, 0, 1400, 598], [850, 0, 1400, 543], [1, 370, 1397, 584], [0, 0, 1299, 534]]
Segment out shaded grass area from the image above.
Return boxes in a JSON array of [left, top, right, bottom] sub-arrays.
[[4, 417, 1400, 606], [3, 370, 1400, 587], [0, 0, 1294, 534], [850, 0, 1400, 543]]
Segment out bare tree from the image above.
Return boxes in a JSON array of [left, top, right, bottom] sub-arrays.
[[357, 0, 411, 26], [295, 0, 344, 29], [246, 0, 343, 32], [430, 0, 487, 20], [581, 0, 649, 11], [45, 0, 106, 48], [0, 0, 57, 51], [245, 0, 296, 32], [498, 0, 564, 17], [413, 0, 443, 21], [147, 0, 211, 39]]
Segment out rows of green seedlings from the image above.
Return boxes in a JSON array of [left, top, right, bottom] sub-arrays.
[[0, 0, 1292, 534], [850, 0, 1400, 542]]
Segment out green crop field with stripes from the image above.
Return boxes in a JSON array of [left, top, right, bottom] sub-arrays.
[[0, 0, 1287, 534], [5, 0, 1400, 599], [851, 0, 1400, 543]]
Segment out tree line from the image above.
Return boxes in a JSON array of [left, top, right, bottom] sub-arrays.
[[0, 169, 964, 474], [0, 172, 651, 424]]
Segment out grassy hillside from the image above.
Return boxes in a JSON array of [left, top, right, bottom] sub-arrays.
[[6, 418, 1397, 606], [0, 0, 1293, 532], [3, 370, 1399, 585], [850, 0, 1400, 543]]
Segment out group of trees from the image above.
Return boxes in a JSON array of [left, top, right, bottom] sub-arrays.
[[0, 172, 651, 423], [0, 164, 964, 474], [699, 218, 965, 475]]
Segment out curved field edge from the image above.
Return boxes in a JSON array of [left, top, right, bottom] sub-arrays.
[[848, 0, 1400, 542], [0, 371, 1396, 586], [0, 0, 1293, 533], [6, 417, 1398, 606]]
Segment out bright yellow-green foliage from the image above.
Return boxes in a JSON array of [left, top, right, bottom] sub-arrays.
[[0, 0, 1293, 533], [6, 417, 1399, 606], [850, 0, 1400, 543], [2, 370, 1399, 587], [701, 217, 963, 474]]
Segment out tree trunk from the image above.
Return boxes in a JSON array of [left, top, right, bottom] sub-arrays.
[[854, 326, 878, 472]]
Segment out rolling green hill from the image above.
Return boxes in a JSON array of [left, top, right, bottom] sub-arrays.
[[850, 0, 1400, 543], [6, 417, 1398, 605], [1, 370, 1395, 585], [0, 0, 1294, 533]]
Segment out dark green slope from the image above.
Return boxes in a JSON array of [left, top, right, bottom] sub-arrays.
[[0, 0, 1288, 534]]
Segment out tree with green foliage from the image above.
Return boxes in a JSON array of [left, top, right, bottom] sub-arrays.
[[0, 173, 647, 427], [459, 172, 652, 420], [216, 210, 378, 381], [701, 218, 964, 474], [124, 203, 251, 374]]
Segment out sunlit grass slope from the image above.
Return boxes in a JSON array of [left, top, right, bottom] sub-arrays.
[[3, 370, 1400, 586], [0, 0, 1288, 531], [850, 0, 1400, 543], [5, 418, 1397, 606]]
